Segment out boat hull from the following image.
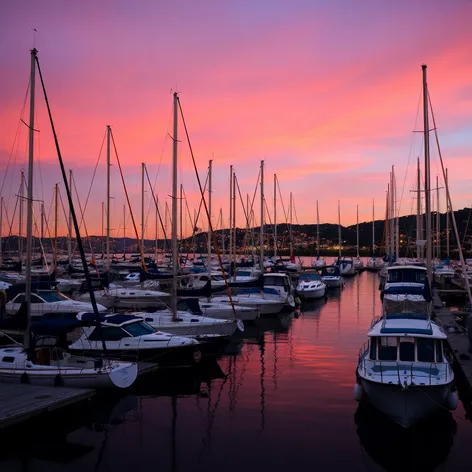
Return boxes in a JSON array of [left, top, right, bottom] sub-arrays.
[[297, 287, 326, 299], [359, 377, 453, 428]]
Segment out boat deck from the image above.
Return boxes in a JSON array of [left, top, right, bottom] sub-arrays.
[[0, 383, 94, 428]]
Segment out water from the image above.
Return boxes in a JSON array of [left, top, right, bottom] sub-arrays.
[[2, 264, 472, 472]]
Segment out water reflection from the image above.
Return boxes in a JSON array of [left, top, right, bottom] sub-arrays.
[[354, 403, 457, 472]]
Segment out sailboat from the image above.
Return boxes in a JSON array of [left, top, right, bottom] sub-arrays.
[[366, 200, 383, 271], [311, 200, 326, 269], [0, 49, 137, 389], [353, 205, 364, 271], [336, 201, 356, 276]]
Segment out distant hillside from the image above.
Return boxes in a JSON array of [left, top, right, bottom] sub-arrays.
[[2, 207, 471, 257]]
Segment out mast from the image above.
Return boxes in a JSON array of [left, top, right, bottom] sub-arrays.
[[394, 169, 399, 259], [67, 170, 73, 265], [179, 183, 183, 252], [289, 192, 293, 258], [171, 92, 179, 321], [436, 174, 440, 260], [141, 162, 145, 251], [356, 204, 359, 258], [154, 195, 158, 261], [338, 200, 342, 258], [232, 172, 237, 275], [24, 48, 37, 348], [19, 170, 24, 261], [273, 174, 277, 259], [385, 186, 389, 260], [422, 64, 432, 284], [389, 168, 395, 261], [416, 158, 422, 259], [54, 183, 58, 272], [446, 168, 450, 257], [229, 165, 233, 270], [220, 208, 225, 255], [123, 204, 126, 257], [372, 199, 375, 257], [0, 197, 3, 266], [316, 200, 320, 258], [207, 159, 212, 272], [106, 125, 111, 271], [101, 201, 105, 256], [260, 160, 264, 272]]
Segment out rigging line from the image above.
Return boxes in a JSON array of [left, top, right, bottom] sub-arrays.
[[276, 179, 289, 224], [0, 77, 30, 199], [144, 164, 168, 241], [398, 87, 423, 216], [6, 196, 19, 239], [110, 129, 147, 271], [177, 96, 237, 314]]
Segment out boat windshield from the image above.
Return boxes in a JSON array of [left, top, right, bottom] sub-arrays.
[[300, 273, 321, 282], [39, 292, 69, 302], [123, 321, 156, 337], [387, 269, 426, 284], [264, 276, 286, 286], [236, 271, 253, 277]]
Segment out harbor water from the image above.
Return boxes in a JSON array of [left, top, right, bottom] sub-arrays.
[[1, 265, 472, 472]]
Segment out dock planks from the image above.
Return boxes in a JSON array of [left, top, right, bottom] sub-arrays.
[[433, 291, 472, 395], [0, 383, 94, 428]]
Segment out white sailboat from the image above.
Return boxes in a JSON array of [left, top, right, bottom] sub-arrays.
[[353, 204, 364, 271], [311, 200, 326, 269], [366, 200, 383, 271]]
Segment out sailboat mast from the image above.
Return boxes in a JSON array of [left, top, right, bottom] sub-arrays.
[[316, 200, 320, 258], [0, 197, 2, 266], [338, 200, 341, 258], [19, 170, 24, 260], [171, 92, 179, 321], [260, 160, 264, 272], [24, 48, 37, 348], [356, 204, 359, 258], [54, 183, 58, 272], [416, 158, 421, 259], [229, 165, 233, 267], [154, 196, 158, 261], [436, 174, 440, 259], [372, 199, 375, 256], [141, 162, 145, 251], [446, 168, 450, 257], [67, 170, 72, 265], [422, 64, 432, 283], [273, 174, 277, 259], [207, 159, 212, 271], [289, 192, 293, 257], [123, 204, 126, 256], [232, 172, 237, 276], [101, 201, 105, 255], [106, 125, 111, 270], [385, 186, 389, 259]]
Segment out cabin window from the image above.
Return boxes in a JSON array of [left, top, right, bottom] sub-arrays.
[[30, 295, 44, 304], [1, 357, 14, 363], [377, 337, 398, 361], [435, 340, 443, 362], [417, 338, 435, 362], [369, 338, 377, 360], [88, 327, 129, 341], [14, 295, 25, 304], [399, 337, 415, 361], [123, 321, 156, 337], [200, 276, 209, 282]]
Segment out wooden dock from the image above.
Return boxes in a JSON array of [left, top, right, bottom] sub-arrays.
[[433, 291, 472, 401], [0, 384, 94, 428]]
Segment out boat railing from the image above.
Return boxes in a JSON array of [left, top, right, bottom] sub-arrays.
[[359, 358, 453, 386]]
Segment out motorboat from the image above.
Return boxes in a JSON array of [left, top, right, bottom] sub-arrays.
[[70, 314, 203, 367], [211, 288, 286, 315], [230, 266, 262, 283], [354, 257, 364, 272], [263, 273, 296, 307], [321, 266, 344, 289], [354, 313, 457, 428], [381, 266, 431, 315], [296, 271, 327, 299], [177, 298, 260, 322], [6, 290, 108, 318]]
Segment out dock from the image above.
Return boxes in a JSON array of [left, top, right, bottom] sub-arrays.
[[0, 383, 95, 428], [433, 291, 472, 404]]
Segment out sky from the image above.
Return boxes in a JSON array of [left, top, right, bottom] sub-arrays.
[[1, 0, 472, 239]]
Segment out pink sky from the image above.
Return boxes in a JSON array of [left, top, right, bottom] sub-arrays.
[[1, 0, 472, 239]]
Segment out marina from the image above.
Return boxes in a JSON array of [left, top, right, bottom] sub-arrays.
[[2, 2, 472, 471]]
